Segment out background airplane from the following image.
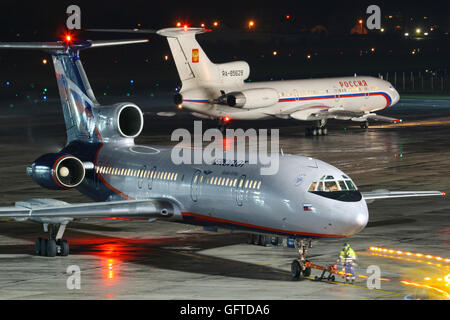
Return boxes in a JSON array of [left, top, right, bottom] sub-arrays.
[[88, 27, 402, 136], [158, 27, 402, 135], [0, 38, 443, 281]]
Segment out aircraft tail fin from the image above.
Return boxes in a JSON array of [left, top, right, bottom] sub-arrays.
[[156, 28, 218, 88], [0, 39, 148, 144]]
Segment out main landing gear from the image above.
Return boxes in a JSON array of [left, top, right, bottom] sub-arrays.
[[360, 121, 369, 129], [34, 222, 70, 257], [305, 120, 328, 137], [291, 239, 312, 280]]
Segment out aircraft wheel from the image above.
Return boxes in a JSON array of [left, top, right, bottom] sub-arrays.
[[60, 240, 69, 257], [303, 265, 312, 277], [35, 238, 42, 256], [322, 127, 328, 135], [47, 239, 57, 257], [291, 260, 306, 280], [291, 260, 301, 279], [40, 239, 48, 257], [312, 128, 318, 136]]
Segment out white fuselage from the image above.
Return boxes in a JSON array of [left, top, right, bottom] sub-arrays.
[[180, 76, 400, 120]]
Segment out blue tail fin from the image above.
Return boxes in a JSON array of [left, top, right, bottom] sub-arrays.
[[0, 39, 148, 144]]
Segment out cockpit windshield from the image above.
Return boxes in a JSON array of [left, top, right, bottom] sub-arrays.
[[308, 175, 357, 192], [307, 175, 361, 202]]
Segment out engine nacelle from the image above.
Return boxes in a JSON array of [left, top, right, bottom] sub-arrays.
[[28, 153, 86, 190], [224, 88, 279, 109], [96, 102, 144, 141]]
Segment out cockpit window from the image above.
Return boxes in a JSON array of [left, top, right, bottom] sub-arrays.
[[345, 180, 357, 190], [318, 182, 324, 191], [307, 175, 360, 202], [308, 182, 317, 192], [324, 181, 339, 191], [308, 175, 358, 192], [338, 181, 348, 190]]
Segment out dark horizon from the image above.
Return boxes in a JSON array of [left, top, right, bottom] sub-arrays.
[[0, 1, 449, 40]]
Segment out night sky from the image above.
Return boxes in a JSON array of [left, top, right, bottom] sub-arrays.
[[0, 0, 449, 40], [0, 0, 449, 95]]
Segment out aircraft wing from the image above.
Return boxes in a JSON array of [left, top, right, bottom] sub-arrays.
[[267, 103, 402, 124], [362, 190, 445, 203], [349, 113, 401, 124], [0, 198, 175, 221]]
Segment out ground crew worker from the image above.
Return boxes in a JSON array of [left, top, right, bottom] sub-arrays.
[[338, 243, 357, 282]]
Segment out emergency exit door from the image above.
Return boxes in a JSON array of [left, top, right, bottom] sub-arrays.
[[190, 169, 202, 202]]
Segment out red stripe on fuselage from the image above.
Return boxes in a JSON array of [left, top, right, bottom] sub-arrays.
[[181, 212, 345, 238]]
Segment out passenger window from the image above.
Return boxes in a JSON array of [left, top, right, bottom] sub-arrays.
[[338, 181, 348, 190], [308, 182, 317, 192], [325, 181, 339, 191]]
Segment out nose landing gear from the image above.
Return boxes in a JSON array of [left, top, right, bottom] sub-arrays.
[[291, 239, 312, 280]]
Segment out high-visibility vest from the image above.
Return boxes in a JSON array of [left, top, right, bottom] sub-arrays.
[[340, 248, 356, 259]]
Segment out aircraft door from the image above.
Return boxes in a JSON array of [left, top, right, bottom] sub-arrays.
[[148, 166, 156, 190], [364, 86, 370, 99], [138, 165, 147, 189], [333, 86, 340, 104], [235, 175, 247, 206], [293, 89, 299, 102], [190, 169, 202, 202]]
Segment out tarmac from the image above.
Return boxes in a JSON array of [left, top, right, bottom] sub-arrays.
[[0, 95, 449, 299]]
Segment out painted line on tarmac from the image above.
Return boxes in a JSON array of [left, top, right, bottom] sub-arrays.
[[304, 276, 405, 297], [171, 251, 404, 297]]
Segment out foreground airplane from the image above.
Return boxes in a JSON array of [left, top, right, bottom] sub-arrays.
[[89, 27, 402, 135], [0, 38, 443, 279]]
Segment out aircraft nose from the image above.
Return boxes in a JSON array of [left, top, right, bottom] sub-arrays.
[[334, 204, 369, 236], [354, 208, 369, 233], [391, 89, 400, 106]]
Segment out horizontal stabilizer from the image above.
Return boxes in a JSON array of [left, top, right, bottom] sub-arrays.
[[0, 39, 149, 52], [86, 28, 158, 34], [156, 27, 209, 37]]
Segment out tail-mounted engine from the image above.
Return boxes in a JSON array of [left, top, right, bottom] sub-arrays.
[[27, 153, 86, 190], [95, 102, 144, 141], [218, 88, 279, 109]]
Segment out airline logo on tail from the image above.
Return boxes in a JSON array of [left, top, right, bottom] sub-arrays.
[[192, 49, 199, 63]]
